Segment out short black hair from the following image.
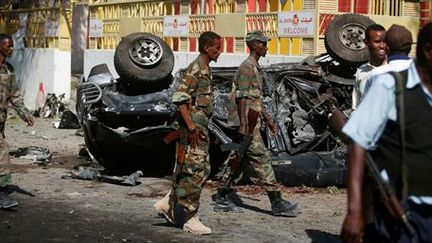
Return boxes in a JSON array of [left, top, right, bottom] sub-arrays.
[[198, 31, 221, 53], [365, 24, 386, 41], [416, 22, 432, 64], [246, 40, 264, 51], [0, 33, 12, 43]]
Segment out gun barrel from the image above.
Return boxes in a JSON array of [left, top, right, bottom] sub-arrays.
[[208, 119, 232, 144]]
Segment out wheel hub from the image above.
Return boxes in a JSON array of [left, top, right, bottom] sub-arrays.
[[129, 38, 163, 66], [339, 24, 366, 50]]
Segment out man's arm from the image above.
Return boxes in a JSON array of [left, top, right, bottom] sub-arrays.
[[7, 75, 34, 126], [172, 68, 200, 146], [235, 62, 260, 136], [262, 109, 278, 134], [341, 142, 366, 243], [177, 102, 200, 147], [237, 98, 247, 136]]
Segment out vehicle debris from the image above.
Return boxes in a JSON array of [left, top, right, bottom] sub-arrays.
[[77, 14, 376, 187], [53, 110, 81, 129], [10, 146, 51, 163], [64, 166, 143, 186], [33, 93, 66, 118]]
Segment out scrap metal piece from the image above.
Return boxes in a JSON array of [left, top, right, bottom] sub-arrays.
[[11, 146, 52, 162], [68, 166, 143, 186]]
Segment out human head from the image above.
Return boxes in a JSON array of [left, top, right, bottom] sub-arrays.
[[246, 31, 269, 58], [385, 24, 413, 56], [198, 31, 221, 62], [416, 22, 432, 73], [364, 24, 387, 66], [0, 33, 13, 58]]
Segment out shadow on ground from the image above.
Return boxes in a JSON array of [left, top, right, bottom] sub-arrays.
[[306, 229, 341, 243]]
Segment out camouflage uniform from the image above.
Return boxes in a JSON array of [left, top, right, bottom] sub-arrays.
[[0, 62, 30, 188], [171, 54, 213, 213], [228, 56, 278, 191]]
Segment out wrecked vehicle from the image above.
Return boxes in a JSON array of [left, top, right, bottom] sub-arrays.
[[77, 14, 374, 187]]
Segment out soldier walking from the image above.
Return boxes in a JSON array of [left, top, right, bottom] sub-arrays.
[[214, 31, 299, 216], [0, 33, 34, 209], [154, 31, 221, 235]]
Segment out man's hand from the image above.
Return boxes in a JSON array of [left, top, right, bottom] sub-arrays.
[[188, 127, 200, 148], [341, 210, 365, 243], [266, 119, 278, 135], [25, 116, 34, 126]]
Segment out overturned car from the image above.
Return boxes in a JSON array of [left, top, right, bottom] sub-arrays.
[[77, 14, 375, 187]]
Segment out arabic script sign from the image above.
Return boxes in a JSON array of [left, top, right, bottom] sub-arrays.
[[163, 15, 189, 37], [44, 20, 59, 37], [278, 11, 315, 37], [89, 19, 104, 37]]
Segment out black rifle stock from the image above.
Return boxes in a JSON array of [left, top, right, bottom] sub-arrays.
[[365, 153, 418, 243], [218, 109, 260, 186]]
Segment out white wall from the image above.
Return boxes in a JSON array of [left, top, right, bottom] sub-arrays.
[[83, 49, 306, 79], [9, 48, 71, 110]]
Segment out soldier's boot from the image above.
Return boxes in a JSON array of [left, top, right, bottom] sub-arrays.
[[154, 190, 171, 215], [267, 191, 299, 217], [212, 187, 244, 213], [0, 188, 19, 209], [183, 213, 212, 235], [153, 190, 175, 223]]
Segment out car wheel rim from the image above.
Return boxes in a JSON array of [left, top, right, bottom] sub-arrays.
[[339, 24, 366, 50], [129, 37, 163, 66]]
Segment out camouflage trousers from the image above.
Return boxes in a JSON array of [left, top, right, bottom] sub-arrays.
[[0, 135, 11, 188], [243, 122, 278, 192], [175, 126, 210, 214]]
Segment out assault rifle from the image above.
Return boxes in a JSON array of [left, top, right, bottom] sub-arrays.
[[216, 109, 260, 186], [365, 153, 419, 243], [162, 128, 188, 224]]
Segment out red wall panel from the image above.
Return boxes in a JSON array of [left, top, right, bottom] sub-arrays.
[[258, 0, 267, 12], [338, 0, 351, 12], [354, 0, 368, 14], [248, 0, 256, 12], [226, 37, 234, 53], [189, 37, 197, 52]]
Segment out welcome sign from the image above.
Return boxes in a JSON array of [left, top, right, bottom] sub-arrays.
[[278, 11, 315, 37], [163, 15, 189, 37]]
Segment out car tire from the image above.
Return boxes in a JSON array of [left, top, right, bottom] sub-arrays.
[[324, 14, 375, 66], [114, 32, 174, 91]]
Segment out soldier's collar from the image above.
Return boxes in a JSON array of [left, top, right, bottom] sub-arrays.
[[197, 54, 210, 75], [247, 55, 259, 67]]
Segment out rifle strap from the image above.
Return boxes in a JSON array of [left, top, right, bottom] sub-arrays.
[[391, 70, 408, 200]]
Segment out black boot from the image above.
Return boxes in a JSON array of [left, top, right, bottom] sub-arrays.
[[267, 191, 298, 217], [0, 187, 19, 209], [212, 187, 244, 213]]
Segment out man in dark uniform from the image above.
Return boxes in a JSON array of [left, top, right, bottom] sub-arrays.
[[0, 33, 34, 209], [341, 23, 432, 243]]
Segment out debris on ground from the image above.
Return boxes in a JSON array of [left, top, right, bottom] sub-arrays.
[[9, 146, 52, 164], [33, 93, 66, 118], [53, 110, 81, 129], [63, 166, 143, 186]]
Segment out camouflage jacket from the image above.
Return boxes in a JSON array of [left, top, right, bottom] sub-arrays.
[[172, 54, 213, 127], [227, 56, 263, 127], [0, 62, 29, 123]]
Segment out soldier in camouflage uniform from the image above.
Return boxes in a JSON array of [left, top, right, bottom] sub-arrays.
[[154, 31, 221, 235], [214, 31, 299, 216], [0, 34, 34, 209]]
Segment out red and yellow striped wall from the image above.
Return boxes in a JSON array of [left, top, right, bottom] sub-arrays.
[[0, 0, 426, 54]]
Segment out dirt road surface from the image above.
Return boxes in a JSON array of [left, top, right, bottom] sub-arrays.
[[1, 116, 346, 243]]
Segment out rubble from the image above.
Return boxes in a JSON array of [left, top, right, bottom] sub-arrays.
[[10, 146, 52, 164], [64, 166, 143, 186]]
